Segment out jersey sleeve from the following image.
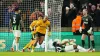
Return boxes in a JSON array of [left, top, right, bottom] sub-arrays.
[[30, 21, 37, 27], [47, 20, 50, 26], [89, 16, 93, 27]]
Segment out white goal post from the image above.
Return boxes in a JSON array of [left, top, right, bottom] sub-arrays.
[[44, 0, 48, 52], [44, 0, 63, 52]]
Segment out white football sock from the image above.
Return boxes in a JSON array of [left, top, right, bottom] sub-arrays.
[[16, 43, 19, 51], [12, 39, 15, 48]]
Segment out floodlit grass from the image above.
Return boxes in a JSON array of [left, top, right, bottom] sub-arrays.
[[0, 52, 100, 56]]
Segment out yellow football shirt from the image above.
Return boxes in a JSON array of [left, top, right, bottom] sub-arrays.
[[36, 19, 50, 34], [30, 20, 38, 34]]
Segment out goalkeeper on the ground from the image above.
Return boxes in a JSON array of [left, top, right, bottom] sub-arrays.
[[53, 39, 92, 52]]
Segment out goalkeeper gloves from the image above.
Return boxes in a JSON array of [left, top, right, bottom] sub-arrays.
[[87, 27, 92, 34], [79, 27, 82, 33]]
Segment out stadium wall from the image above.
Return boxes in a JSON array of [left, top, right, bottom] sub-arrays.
[[0, 32, 100, 52]]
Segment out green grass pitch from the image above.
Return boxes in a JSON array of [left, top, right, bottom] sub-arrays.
[[0, 52, 100, 56]]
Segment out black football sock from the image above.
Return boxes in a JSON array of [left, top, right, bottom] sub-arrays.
[[91, 40, 95, 48], [82, 40, 85, 47]]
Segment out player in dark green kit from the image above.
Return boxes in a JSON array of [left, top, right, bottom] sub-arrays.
[[79, 9, 95, 52], [9, 8, 25, 51]]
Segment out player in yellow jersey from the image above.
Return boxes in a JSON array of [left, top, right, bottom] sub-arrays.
[[22, 17, 39, 52], [22, 8, 44, 52], [22, 16, 44, 52], [31, 16, 51, 52]]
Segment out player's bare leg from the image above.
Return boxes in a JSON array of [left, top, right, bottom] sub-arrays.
[[90, 35, 95, 52], [81, 34, 86, 47], [39, 36, 45, 45]]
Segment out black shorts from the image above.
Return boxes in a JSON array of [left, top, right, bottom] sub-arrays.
[[73, 30, 82, 35], [82, 29, 93, 35], [36, 32, 45, 37], [31, 34, 36, 40]]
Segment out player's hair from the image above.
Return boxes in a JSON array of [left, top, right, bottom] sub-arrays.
[[77, 10, 82, 15], [53, 42, 57, 47], [83, 8, 88, 14]]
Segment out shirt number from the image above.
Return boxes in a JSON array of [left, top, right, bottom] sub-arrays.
[[13, 16, 16, 24]]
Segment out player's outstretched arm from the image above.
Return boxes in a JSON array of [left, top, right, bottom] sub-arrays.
[[29, 21, 37, 31], [87, 16, 93, 34]]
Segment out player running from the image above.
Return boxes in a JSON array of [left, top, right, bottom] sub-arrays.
[[79, 9, 95, 52], [53, 39, 92, 52], [22, 10, 44, 52], [31, 16, 51, 52], [9, 8, 25, 51], [22, 17, 38, 52]]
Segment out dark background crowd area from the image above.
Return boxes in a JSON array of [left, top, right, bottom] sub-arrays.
[[0, 0, 100, 32], [61, 0, 100, 28], [0, 0, 62, 32], [0, 0, 44, 31]]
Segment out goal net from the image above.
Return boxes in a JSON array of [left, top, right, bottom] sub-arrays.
[[45, 0, 63, 52], [0, 0, 63, 52]]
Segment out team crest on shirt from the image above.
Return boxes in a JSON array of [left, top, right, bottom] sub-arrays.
[[86, 18, 88, 21]]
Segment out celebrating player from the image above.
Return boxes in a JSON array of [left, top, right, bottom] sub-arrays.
[[9, 8, 25, 51], [22, 10, 44, 52], [79, 9, 95, 51], [30, 8, 43, 21], [22, 16, 38, 52], [31, 16, 51, 52]]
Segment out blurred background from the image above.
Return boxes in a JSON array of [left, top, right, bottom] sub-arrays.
[[61, 0, 100, 32], [0, 0, 100, 32], [0, 0, 62, 32], [0, 0, 100, 52]]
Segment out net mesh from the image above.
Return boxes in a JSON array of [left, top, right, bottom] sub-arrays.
[[0, 0, 100, 52], [0, 0, 63, 52], [46, 0, 63, 51]]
